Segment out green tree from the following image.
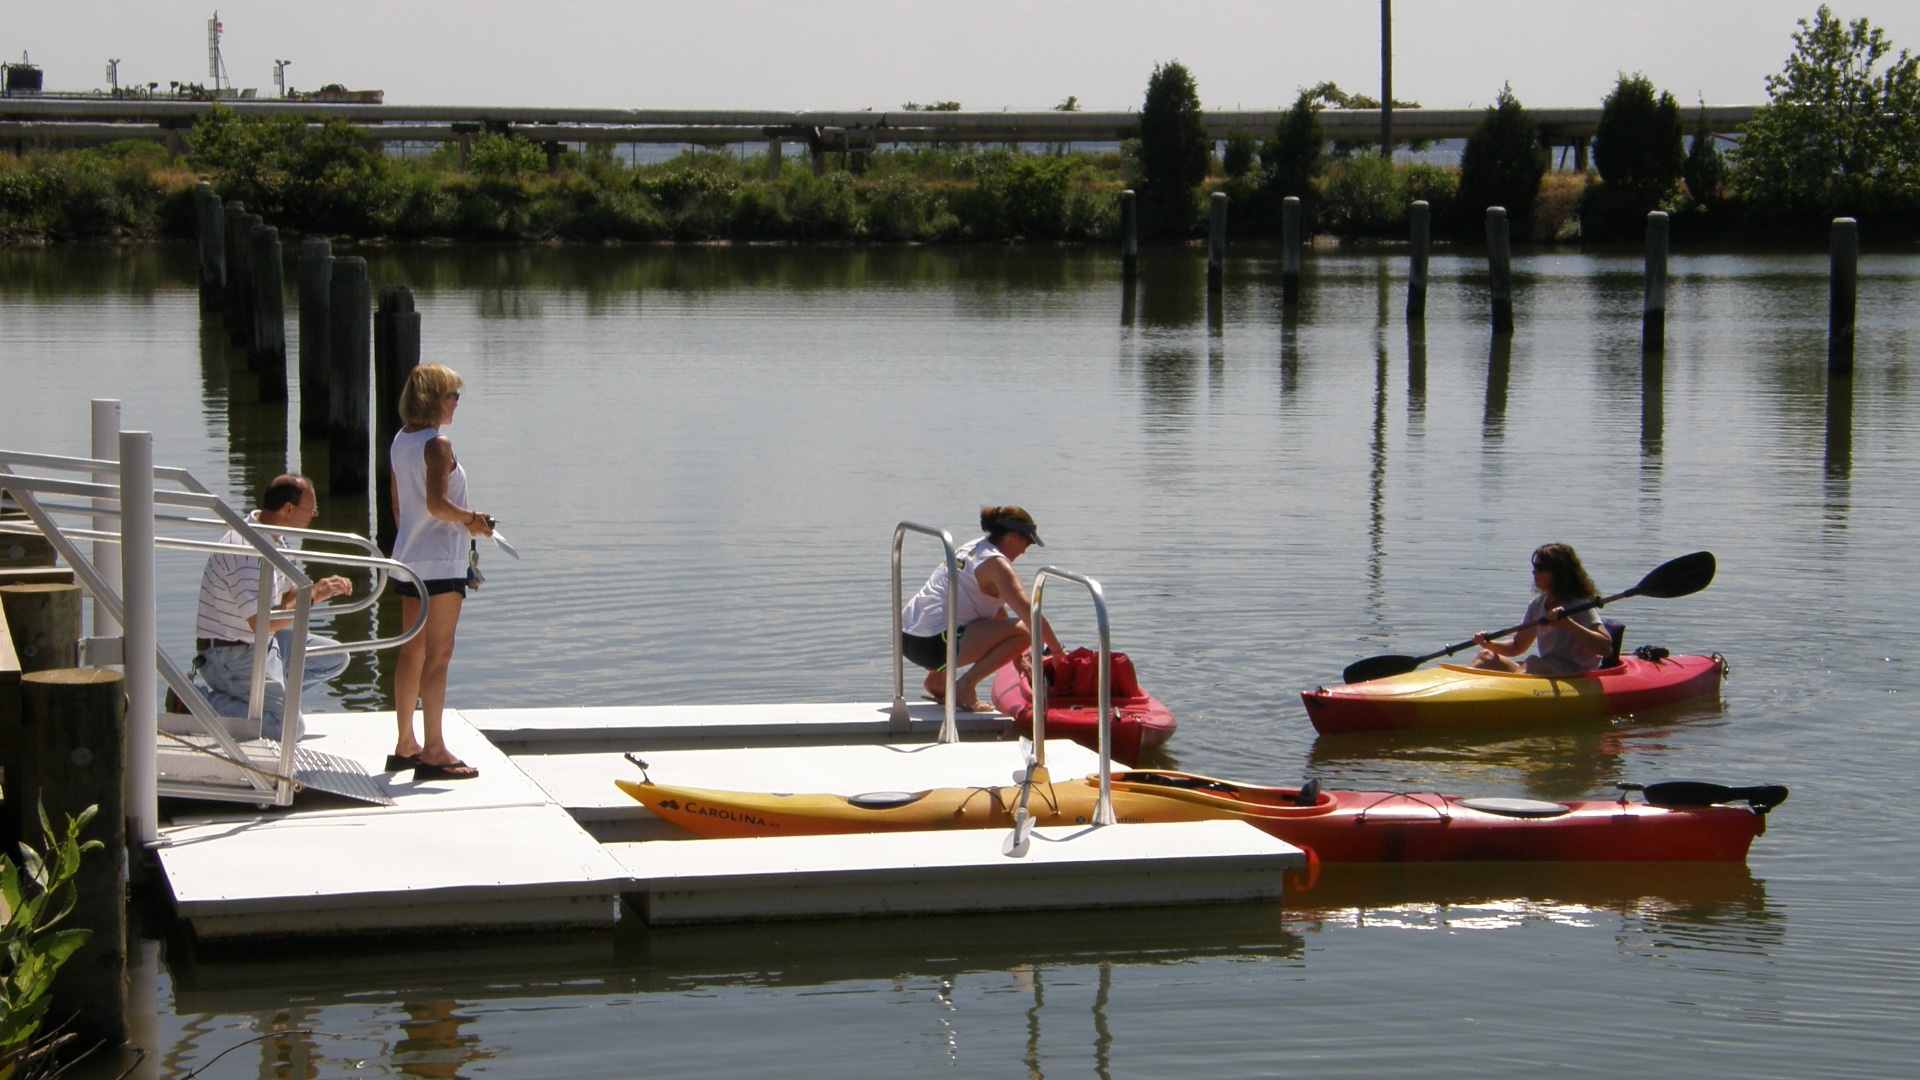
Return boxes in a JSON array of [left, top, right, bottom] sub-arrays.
[[1684, 107, 1726, 205], [1221, 129, 1258, 179], [1733, 4, 1920, 219], [1457, 84, 1547, 233], [1136, 61, 1210, 241], [1593, 73, 1684, 203], [1261, 88, 1327, 202]]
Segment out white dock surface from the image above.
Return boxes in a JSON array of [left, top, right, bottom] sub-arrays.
[[155, 703, 1303, 937]]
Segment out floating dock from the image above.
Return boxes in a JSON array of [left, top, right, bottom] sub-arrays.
[[155, 701, 1304, 938]]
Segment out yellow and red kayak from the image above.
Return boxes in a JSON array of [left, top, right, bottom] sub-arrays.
[[615, 769, 1782, 863], [1301, 653, 1727, 736]]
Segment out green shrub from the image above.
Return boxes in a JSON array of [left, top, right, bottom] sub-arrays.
[[1262, 89, 1326, 202], [1457, 84, 1547, 235], [1320, 153, 1403, 236], [1137, 61, 1210, 241], [468, 133, 546, 180], [1683, 108, 1726, 206], [1593, 73, 1684, 205], [1221, 130, 1258, 179]]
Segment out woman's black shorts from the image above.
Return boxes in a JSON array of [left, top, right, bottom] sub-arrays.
[[901, 630, 959, 671], [392, 577, 468, 600]]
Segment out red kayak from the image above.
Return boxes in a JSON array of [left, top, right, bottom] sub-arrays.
[[991, 648, 1178, 765], [1303, 653, 1727, 736], [1108, 773, 1785, 863]]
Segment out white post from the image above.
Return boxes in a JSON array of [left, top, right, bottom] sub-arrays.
[[120, 431, 158, 847], [90, 400, 122, 641]]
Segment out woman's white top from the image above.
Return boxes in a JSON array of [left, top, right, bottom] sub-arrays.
[[390, 426, 470, 580], [900, 537, 1008, 636]]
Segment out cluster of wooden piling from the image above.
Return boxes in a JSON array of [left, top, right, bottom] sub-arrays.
[[1125, 189, 1865, 372], [193, 182, 422, 544], [1, 573, 128, 1051]]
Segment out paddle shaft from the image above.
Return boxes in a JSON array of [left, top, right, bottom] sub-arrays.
[[1340, 551, 1715, 685]]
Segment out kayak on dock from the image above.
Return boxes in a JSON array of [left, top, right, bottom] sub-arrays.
[[989, 647, 1177, 764], [615, 769, 1783, 864], [1301, 651, 1727, 736]]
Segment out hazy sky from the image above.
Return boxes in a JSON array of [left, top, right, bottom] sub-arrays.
[[8, 1, 1920, 113]]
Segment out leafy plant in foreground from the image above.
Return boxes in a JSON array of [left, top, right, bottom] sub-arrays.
[[1, 804, 103, 1080]]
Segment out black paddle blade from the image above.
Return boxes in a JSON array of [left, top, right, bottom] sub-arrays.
[[1341, 654, 1421, 685], [1633, 551, 1716, 600], [1643, 780, 1790, 813]]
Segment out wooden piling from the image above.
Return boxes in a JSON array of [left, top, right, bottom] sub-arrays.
[[1643, 211, 1669, 353], [1282, 196, 1302, 306], [1120, 190, 1138, 283], [1485, 206, 1514, 335], [231, 213, 263, 349], [220, 202, 248, 333], [1207, 192, 1227, 293], [374, 285, 422, 551], [1829, 217, 1857, 375], [0, 582, 83, 874], [23, 668, 128, 1050], [249, 225, 288, 402], [193, 182, 225, 311], [1407, 200, 1430, 322], [297, 239, 335, 441], [328, 258, 372, 495]]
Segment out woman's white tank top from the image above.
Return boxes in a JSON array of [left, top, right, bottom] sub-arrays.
[[390, 426, 470, 580], [900, 537, 1007, 636]]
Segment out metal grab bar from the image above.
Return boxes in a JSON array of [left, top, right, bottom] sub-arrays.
[[1030, 566, 1115, 826], [1, 441, 432, 813], [890, 521, 959, 742]]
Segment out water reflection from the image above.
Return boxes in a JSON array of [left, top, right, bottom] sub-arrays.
[[1406, 323, 1427, 427], [1288, 862, 1775, 955], [1483, 335, 1511, 443], [157, 905, 1300, 1078]]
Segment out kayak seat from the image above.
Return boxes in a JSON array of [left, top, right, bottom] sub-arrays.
[[1601, 619, 1626, 667]]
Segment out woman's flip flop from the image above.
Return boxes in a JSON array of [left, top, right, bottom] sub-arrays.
[[413, 758, 480, 781]]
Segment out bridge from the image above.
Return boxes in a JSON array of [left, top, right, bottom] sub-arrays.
[[0, 98, 1759, 168]]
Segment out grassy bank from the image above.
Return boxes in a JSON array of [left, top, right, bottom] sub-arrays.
[[0, 130, 1901, 249]]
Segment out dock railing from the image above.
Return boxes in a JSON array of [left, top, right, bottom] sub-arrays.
[[890, 521, 958, 742], [1, 423, 426, 834], [1029, 566, 1115, 827]]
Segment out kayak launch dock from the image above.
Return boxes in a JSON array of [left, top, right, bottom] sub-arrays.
[[5, 442, 1300, 941], [154, 701, 1305, 938]]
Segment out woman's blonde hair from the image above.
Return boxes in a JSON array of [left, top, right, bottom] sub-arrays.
[[398, 364, 464, 428]]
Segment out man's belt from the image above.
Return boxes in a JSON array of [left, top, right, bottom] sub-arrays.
[[196, 637, 249, 650]]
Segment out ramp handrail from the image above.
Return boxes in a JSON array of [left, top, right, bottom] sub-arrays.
[[1029, 566, 1115, 826], [0, 445, 429, 814], [890, 521, 959, 742]]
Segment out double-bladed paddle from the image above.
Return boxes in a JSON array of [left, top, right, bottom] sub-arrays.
[[1625, 780, 1790, 813], [1003, 738, 1042, 858], [1340, 551, 1717, 685]]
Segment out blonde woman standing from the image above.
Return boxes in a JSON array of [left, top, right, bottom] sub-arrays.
[[387, 364, 492, 780]]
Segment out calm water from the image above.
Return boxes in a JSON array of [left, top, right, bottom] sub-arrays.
[[3, 241, 1916, 1079]]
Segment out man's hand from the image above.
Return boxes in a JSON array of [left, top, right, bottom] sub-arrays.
[[312, 575, 353, 603]]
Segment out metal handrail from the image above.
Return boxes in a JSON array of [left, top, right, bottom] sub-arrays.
[[1030, 566, 1115, 826], [890, 521, 958, 742], [0, 446, 429, 811]]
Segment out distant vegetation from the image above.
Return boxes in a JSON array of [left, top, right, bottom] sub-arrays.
[[2, 5, 1917, 247]]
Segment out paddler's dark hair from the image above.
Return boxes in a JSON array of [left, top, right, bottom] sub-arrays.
[[1532, 543, 1598, 603]]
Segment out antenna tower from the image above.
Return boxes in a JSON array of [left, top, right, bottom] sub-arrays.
[[207, 12, 225, 90]]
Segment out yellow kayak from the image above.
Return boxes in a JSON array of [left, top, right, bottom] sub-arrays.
[[614, 769, 1222, 839], [1301, 654, 1726, 735]]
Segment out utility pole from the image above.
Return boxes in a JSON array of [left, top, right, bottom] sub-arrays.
[[1381, 0, 1394, 158], [105, 58, 120, 94]]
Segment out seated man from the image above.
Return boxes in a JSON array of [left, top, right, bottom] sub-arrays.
[[187, 474, 353, 740]]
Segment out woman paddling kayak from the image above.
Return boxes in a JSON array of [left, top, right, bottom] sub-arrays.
[[1469, 543, 1615, 675], [899, 506, 1064, 712]]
